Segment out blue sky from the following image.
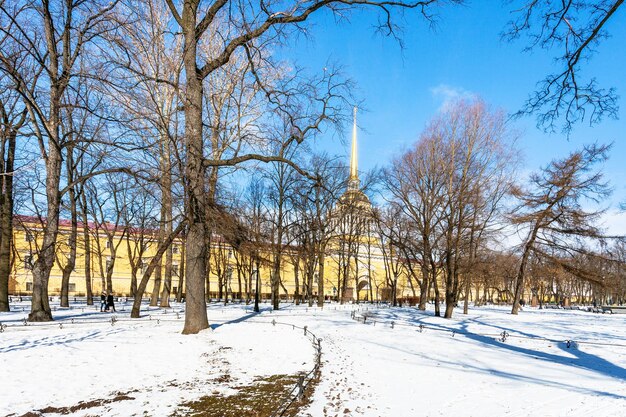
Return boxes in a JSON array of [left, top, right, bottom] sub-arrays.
[[278, 1, 626, 228]]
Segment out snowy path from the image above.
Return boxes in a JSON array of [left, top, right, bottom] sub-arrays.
[[1, 302, 625, 417], [281, 304, 626, 417]]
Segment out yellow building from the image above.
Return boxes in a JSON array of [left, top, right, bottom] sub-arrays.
[[8, 109, 413, 302], [9, 216, 186, 297]]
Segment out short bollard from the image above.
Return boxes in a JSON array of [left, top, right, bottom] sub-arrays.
[[391, 321, 395, 329], [272, 319, 276, 326], [304, 325, 308, 336]]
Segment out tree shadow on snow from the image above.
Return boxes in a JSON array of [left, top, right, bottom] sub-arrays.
[[457, 322, 626, 386], [362, 337, 626, 401], [366, 308, 626, 391], [210, 311, 262, 330], [0, 328, 125, 353]]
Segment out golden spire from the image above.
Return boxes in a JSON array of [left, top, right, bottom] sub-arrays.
[[348, 106, 359, 191]]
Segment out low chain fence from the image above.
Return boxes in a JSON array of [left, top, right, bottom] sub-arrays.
[[0, 306, 187, 333], [350, 310, 626, 349], [243, 319, 323, 417]]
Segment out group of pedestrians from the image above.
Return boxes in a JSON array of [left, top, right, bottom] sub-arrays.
[[100, 291, 116, 312]]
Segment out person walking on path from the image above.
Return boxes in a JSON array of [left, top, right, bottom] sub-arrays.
[[106, 292, 116, 312], [100, 292, 107, 312]]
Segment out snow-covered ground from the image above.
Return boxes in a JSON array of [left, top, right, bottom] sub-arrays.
[[1, 300, 625, 417]]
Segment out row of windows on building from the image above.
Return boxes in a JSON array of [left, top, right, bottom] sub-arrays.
[[23, 282, 77, 292], [21, 254, 180, 276], [21, 232, 181, 254]]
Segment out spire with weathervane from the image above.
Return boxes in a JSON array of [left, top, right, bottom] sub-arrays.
[[348, 106, 360, 192]]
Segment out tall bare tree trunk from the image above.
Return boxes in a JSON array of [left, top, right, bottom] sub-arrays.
[[79, 184, 93, 305], [431, 263, 441, 317], [155, 142, 173, 307], [60, 144, 78, 308], [30, 87, 62, 322], [293, 254, 300, 305], [463, 275, 471, 315], [0, 123, 17, 312], [317, 249, 325, 307], [512, 225, 540, 315], [150, 221, 163, 306], [181, 3, 208, 334], [253, 259, 260, 312], [131, 222, 185, 317], [176, 240, 185, 302]]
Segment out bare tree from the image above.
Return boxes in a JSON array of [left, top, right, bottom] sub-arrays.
[[290, 154, 345, 306], [386, 99, 515, 317], [373, 206, 406, 306], [510, 143, 613, 314], [385, 129, 447, 312], [162, 0, 459, 334], [123, 183, 159, 298], [241, 177, 270, 312], [55, 75, 105, 307], [130, 219, 186, 317], [505, 0, 623, 133], [263, 144, 302, 309], [0, 0, 121, 321], [87, 176, 129, 294], [103, 0, 184, 309], [0, 77, 27, 311]]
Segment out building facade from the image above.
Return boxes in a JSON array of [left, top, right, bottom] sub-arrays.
[[8, 109, 413, 302]]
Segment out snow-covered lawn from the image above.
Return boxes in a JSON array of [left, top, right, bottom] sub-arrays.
[[1, 300, 625, 417]]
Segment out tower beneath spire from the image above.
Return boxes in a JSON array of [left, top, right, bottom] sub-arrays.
[[348, 106, 360, 191]]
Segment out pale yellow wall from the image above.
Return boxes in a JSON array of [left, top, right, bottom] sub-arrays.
[[11, 224, 183, 297], [10, 222, 412, 300]]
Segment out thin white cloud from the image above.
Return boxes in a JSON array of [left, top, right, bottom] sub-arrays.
[[429, 84, 477, 111]]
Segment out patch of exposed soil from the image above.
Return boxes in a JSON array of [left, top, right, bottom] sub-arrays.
[[173, 369, 320, 417], [16, 391, 136, 416]]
